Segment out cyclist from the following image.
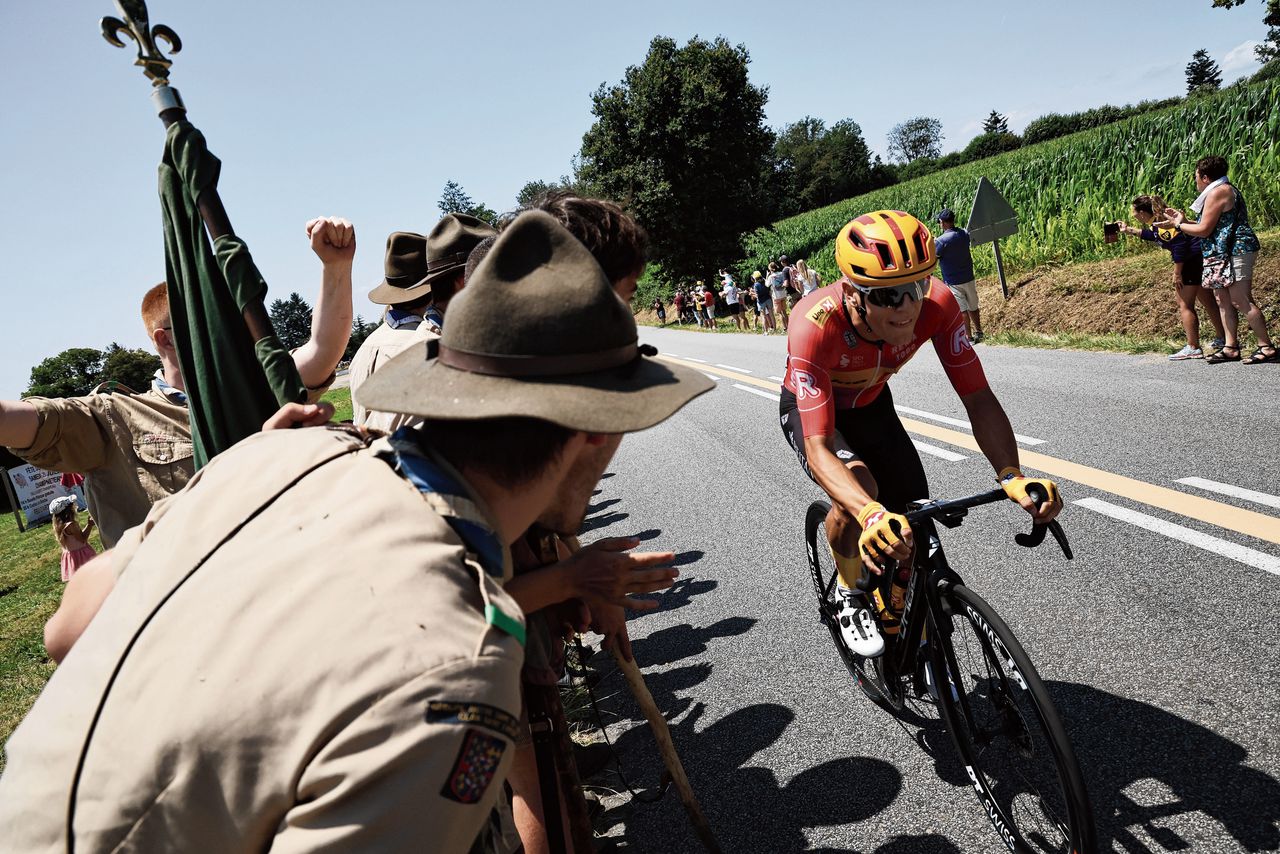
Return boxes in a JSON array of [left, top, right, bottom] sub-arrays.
[[780, 210, 1062, 657]]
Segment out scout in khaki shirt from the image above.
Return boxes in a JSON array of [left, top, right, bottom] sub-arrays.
[[351, 214, 497, 431], [0, 210, 712, 852], [0, 217, 354, 547]]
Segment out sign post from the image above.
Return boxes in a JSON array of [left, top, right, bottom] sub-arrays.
[[966, 176, 1019, 299]]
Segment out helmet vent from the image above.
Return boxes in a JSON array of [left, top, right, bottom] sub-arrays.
[[896, 238, 910, 267], [875, 243, 894, 268], [912, 230, 926, 259]]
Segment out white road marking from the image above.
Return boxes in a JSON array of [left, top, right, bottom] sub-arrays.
[[733, 383, 780, 402], [1075, 497, 1280, 577], [704, 373, 722, 381], [1176, 477, 1280, 510], [716, 363, 752, 373], [768, 375, 785, 382], [912, 440, 967, 462], [682, 356, 708, 363], [895, 405, 1046, 446]]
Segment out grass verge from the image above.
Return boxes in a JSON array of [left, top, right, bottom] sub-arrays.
[[0, 514, 103, 772], [321, 387, 354, 422]]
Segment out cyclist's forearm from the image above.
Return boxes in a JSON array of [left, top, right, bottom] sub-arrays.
[[805, 436, 876, 515], [0, 399, 39, 449], [961, 387, 1020, 476]]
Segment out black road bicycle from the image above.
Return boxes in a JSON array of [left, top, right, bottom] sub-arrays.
[[804, 487, 1097, 854]]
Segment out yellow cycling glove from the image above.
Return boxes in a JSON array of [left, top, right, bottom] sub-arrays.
[[998, 467, 1062, 511], [856, 501, 910, 569]]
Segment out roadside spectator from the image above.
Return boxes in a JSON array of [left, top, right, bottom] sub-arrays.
[[672, 289, 687, 324], [1161, 156, 1276, 365], [1115, 194, 1225, 360], [0, 217, 352, 547], [722, 277, 745, 330], [691, 286, 706, 328], [652, 296, 667, 326], [1, 211, 712, 853], [49, 496, 96, 582], [753, 270, 775, 333], [796, 259, 821, 296], [935, 209, 984, 342], [767, 262, 791, 332]]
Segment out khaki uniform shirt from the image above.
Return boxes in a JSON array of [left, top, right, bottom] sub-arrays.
[[9, 371, 333, 548], [0, 427, 525, 853], [10, 384, 194, 548], [349, 320, 440, 433]]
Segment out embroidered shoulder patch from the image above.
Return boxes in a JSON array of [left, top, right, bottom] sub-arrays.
[[806, 296, 838, 328], [426, 701, 521, 742], [441, 729, 507, 804]]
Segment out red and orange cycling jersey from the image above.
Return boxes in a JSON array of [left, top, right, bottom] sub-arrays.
[[782, 280, 989, 437]]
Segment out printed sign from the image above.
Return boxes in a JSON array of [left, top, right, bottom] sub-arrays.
[[4, 465, 86, 529]]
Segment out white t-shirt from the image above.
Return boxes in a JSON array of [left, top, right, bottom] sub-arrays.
[[768, 271, 789, 300], [802, 269, 819, 295], [723, 284, 739, 305]]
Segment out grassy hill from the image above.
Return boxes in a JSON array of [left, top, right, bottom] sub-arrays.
[[739, 79, 1280, 286]]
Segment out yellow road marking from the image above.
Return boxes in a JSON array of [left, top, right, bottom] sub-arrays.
[[657, 354, 1280, 546]]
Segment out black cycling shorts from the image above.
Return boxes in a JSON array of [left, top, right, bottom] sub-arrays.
[[779, 384, 928, 514]]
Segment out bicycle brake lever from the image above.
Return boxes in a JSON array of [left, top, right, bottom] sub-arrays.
[[1014, 520, 1073, 560]]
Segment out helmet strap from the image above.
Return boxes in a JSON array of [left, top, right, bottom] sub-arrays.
[[846, 290, 886, 346]]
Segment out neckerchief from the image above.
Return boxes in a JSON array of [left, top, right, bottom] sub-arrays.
[[384, 428, 507, 580], [152, 369, 188, 405], [423, 305, 445, 335], [385, 307, 424, 330]]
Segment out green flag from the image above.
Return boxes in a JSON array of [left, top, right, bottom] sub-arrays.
[[158, 120, 306, 468]]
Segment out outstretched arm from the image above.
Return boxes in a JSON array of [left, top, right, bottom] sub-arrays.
[[292, 217, 355, 390], [961, 386, 1061, 522], [0, 399, 39, 449]]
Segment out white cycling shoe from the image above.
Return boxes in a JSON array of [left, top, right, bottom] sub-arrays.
[[835, 584, 885, 658]]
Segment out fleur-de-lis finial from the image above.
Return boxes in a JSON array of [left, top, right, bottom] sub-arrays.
[[101, 0, 182, 86]]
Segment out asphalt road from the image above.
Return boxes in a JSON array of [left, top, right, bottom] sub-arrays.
[[581, 324, 1280, 853]]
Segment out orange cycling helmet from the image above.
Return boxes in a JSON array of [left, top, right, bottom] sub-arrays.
[[835, 210, 937, 287]]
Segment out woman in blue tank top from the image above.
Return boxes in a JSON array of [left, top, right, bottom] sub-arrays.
[[1163, 155, 1275, 365]]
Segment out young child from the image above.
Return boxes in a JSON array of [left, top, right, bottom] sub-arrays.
[[49, 496, 97, 582]]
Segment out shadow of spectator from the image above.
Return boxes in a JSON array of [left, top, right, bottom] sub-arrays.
[[1047, 680, 1280, 852], [670, 549, 704, 567], [601, 702, 900, 852], [588, 497, 623, 515], [652, 577, 717, 614], [869, 834, 962, 853], [628, 617, 755, 668], [580, 510, 630, 534]]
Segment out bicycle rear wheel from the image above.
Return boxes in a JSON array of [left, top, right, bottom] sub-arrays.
[[930, 584, 1096, 854]]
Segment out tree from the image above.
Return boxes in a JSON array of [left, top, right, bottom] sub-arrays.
[[982, 111, 1009, 134], [887, 117, 944, 163], [770, 117, 877, 218], [1185, 48, 1224, 93], [100, 343, 162, 391], [268, 292, 313, 351], [579, 35, 774, 285], [437, 180, 498, 224], [516, 180, 553, 208], [25, 348, 106, 398], [1212, 0, 1280, 60], [962, 131, 1022, 162]]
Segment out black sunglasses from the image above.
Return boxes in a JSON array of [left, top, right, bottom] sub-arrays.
[[853, 276, 931, 309]]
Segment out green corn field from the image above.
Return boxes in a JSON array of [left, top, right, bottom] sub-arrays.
[[740, 79, 1280, 284]]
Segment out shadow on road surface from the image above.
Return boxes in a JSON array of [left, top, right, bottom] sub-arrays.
[[1048, 680, 1280, 852]]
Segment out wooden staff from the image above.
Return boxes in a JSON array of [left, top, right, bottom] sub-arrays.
[[610, 647, 722, 854]]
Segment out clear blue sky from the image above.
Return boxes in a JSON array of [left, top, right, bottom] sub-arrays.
[[0, 0, 1266, 399]]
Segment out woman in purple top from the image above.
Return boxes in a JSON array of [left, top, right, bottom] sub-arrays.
[[1116, 194, 1225, 360]]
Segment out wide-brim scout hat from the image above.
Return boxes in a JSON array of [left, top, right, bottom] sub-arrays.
[[359, 210, 713, 433], [422, 213, 498, 286], [368, 231, 431, 305]]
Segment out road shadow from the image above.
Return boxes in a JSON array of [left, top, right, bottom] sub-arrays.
[[580, 511, 631, 534], [628, 617, 754, 669], [598, 701, 899, 853], [588, 497, 623, 515], [1047, 680, 1280, 852]]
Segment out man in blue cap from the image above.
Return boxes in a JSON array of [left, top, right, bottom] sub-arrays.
[[935, 209, 985, 343]]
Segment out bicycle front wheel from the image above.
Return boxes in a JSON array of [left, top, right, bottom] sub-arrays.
[[930, 584, 1096, 854]]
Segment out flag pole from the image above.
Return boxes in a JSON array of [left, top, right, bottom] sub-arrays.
[[100, 0, 275, 344]]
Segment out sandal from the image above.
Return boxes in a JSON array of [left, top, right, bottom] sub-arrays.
[[1242, 345, 1279, 365], [1205, 345, 1241, 364]]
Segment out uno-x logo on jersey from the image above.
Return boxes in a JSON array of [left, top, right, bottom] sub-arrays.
[[792, 369, 820, 400], [806, 296, 838, 328], [951, 326, 973, 356]]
